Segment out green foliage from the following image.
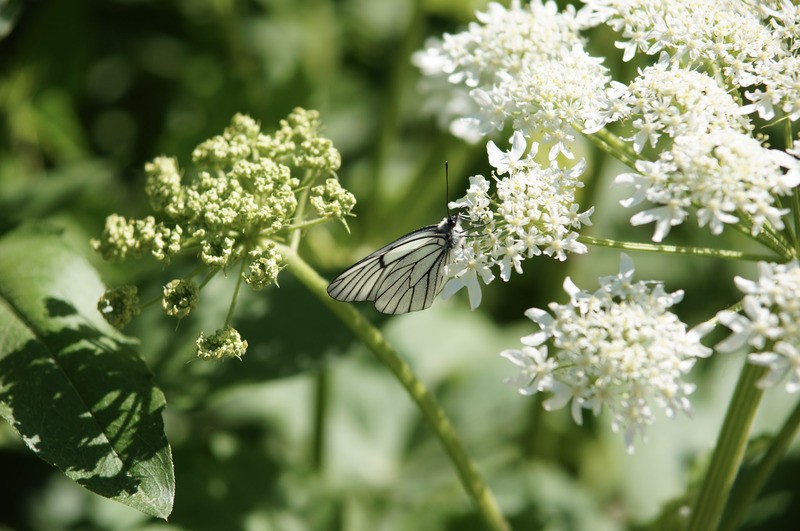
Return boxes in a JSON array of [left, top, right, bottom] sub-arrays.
[[0, 227, 173, 518], [2, 1, 799, 530]]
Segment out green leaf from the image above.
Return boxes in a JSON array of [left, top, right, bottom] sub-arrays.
[[0, 161, 113, 234], [0, 226, 174, 518]]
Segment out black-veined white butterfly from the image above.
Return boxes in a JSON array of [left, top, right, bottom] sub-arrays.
[[327, 214, 463, 314]]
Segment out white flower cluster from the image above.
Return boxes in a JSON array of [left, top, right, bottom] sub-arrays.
[[583, 0, 800, 120], [443, 132, 593, 309], [412, 0, 609, 158], [579, 1, 800, 242], [717, 261, 800, 393], [501, 254, 713, 452], [616, 129, 800, 242], [584, 55, 752, 151]]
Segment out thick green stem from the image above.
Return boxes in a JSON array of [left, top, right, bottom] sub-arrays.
[[686, 363, 768, 531], [579, 235, 778, 262], [718, 397, 800, 531], [278, 243, 510, 531]]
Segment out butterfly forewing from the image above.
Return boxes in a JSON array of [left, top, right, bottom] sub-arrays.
[[327, 216, 460, 314]]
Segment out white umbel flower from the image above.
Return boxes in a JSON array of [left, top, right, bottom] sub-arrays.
[[615, 129, 800, 241], [444, 133, 593, 309], [717, 261, 800, 393], [501, 254, 713, 452], [584, 54, 752, 149], [413, 0, 610, 158], [582, 0, 800, 121]]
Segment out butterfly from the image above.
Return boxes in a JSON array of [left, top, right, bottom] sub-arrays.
[[327, 215, 463, 314]]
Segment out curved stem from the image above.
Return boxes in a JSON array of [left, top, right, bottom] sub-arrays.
[[686, 363, 768, 531], [278, 243, 510, 531], [579, 235, 778, 261]]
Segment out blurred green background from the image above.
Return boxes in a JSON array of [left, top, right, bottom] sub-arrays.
[[1, 0, 799, 530]]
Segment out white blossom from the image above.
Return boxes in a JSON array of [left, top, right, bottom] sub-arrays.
[[717, 261, 800, 393], [502, 254, 713, 452], [442, 242, 495, 310], [413, 0, 610, 158], [615, 129, 800, 241], [584, 54, 752, 148], [444, 134, 593, 307], [500, 345, 557, 395], [582, 0, 800, 121]]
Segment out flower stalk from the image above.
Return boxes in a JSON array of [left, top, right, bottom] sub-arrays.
[[408, 0, 800, 525], [718, 398, 800, 531], [278, 243, 510, 531], [579, 235, 778, 262], [686, 363, 768, 531]]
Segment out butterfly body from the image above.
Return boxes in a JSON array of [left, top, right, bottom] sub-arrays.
[[327, 215, 462, 314]]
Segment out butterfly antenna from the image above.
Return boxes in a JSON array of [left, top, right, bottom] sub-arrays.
[[445, 160, 450, 219]]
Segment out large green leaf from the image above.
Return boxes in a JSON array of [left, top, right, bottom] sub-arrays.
[[0, 226, 174, 518]]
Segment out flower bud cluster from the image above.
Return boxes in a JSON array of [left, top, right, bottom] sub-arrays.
[[92, 109, 350, 345]]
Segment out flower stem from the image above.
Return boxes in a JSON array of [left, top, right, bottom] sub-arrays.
[[718, 397, 800, 531], [278, 243, 510, 531], [791, 186, 800, 252], [731, 211, 794, 259], [581, 127, 640, 169], [224, 259, 247, 327], [311, 368, 329, 472], [686, 362, 768, 531], [787, 119, 800, 253], [579, 235, 777, 261], [291, 169, 316, 251], [198, 267, 219, 289], [286, 217, 329, 231]]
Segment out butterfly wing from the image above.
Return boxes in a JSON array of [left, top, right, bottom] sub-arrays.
[[327, 219, 457, 314]]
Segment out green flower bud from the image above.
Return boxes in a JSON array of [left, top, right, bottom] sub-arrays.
[[91, 214, 182, 262], [192, 113, 261, 168], [162, 279, 199, 318], [200, 235, 237, 268], [243, 244, 284, 290], [196, 326, 248, 360], [144, 156, 184, 215], [310, 178, 356, 222], [97, 285, 140, 329]]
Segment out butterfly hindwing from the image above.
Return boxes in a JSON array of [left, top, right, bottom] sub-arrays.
[[374, 235, 448, 314], [327, 217, 460, 314]]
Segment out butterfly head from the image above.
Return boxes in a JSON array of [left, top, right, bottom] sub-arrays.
[[437, 214, 464, 247]]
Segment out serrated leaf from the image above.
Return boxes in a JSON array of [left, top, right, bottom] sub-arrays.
[[0, 226, 174, 518]]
